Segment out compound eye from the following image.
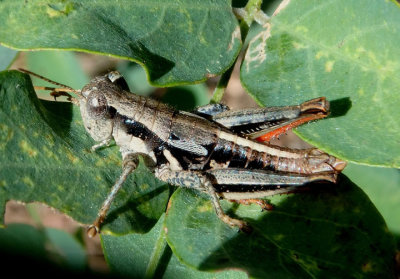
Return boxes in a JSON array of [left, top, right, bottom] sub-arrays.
[[86, 92, 108, 118], [107, 71, 130, 91]]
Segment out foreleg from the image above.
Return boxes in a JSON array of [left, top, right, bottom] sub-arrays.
[[88, 153, 141, 237]]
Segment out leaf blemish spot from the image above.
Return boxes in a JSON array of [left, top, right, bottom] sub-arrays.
[[19, 140, 38, 157], [197, 201, 212, 213], [228, 26, 241, 51], [244, 23, 271, 72], [95, 160, 105, 167], [22, 176, 34, 187], [140, 183, 150, 191], [0, 124, 14, 149], [325, 61, 335, 72], [315, 51, 328, 60], [45, 134, 55, 146], [42, 146, 57, 160], [66, 151, 79, 164], [361, 261, 373, 272]]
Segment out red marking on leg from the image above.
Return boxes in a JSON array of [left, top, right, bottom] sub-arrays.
[[255, 114, 327, 142], [231, 199, 274, 211]]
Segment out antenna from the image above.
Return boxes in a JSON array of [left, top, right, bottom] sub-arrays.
[[18, 68, 83, 105]]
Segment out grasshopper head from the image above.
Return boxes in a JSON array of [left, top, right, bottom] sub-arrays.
[[79, 71, 128, 142]]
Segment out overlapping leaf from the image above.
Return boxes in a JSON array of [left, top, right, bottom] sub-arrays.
[[0, 45, 17, 70], [25, 51, 89, 90], [165, 178, 396, 278], [344, 163, 400, 234], [102, 215, 247, 279], [241, 0, 400, 167], [0, 0, 241, 86]]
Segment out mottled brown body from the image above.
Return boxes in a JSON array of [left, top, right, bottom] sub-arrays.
[[22, 69, 346, 236], [80, 74, 343, 178]]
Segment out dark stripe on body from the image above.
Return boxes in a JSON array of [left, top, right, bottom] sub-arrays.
[[209, 138, 234, 164], [209, 137, 266, 170], [207, 136, 276, 171], [229, 119, 288, 135], [116, 110, 284, 173], [119, 114, 164, 148], [117, 111, 216, 170], [213, 184, 293, 193], [228, 143, 248, 168]]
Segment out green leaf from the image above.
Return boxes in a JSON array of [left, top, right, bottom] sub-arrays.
[[161, 84, 210, 111], [102, 214, 247, 279], [118, 61, 210, 110], [241, 0, 400, 167], [0, 223, 105, 276], [26, 51, 89, 91], [0, 70, 169, 234], [118, 62, 156, 96], [165, 176, 397, 278], [0, 0, 241, 86], [344, 163, 400, 234], [0, 224, 87, 268], [44, 227, 87, 270], [0, 45, 18, 70], [0, 223, 48, 259]]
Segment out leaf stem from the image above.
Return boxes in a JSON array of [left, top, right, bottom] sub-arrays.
[[26, 203, 44, 228], [239, 0, 268, 26], [210, 0, 268, 104], [144, 224, 168, 279], [210, 65, 235, 104]]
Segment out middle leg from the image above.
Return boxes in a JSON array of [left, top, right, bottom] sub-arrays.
[[155, 165, 249, 231]]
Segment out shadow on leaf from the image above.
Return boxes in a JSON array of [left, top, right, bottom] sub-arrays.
[[161, 87, 198, 111], [166, 175, 397, 278], [90, 10, 175, 82], [328, 97, 352, 118], [105, 182, 170, 234], [40, 100, 73, 138], [127, 41, 175, 82]]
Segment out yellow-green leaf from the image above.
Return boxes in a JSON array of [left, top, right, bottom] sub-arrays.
[[241, 0, 400, 167]]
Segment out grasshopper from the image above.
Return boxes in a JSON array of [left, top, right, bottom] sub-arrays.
[[20, 69, 346, 237]]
